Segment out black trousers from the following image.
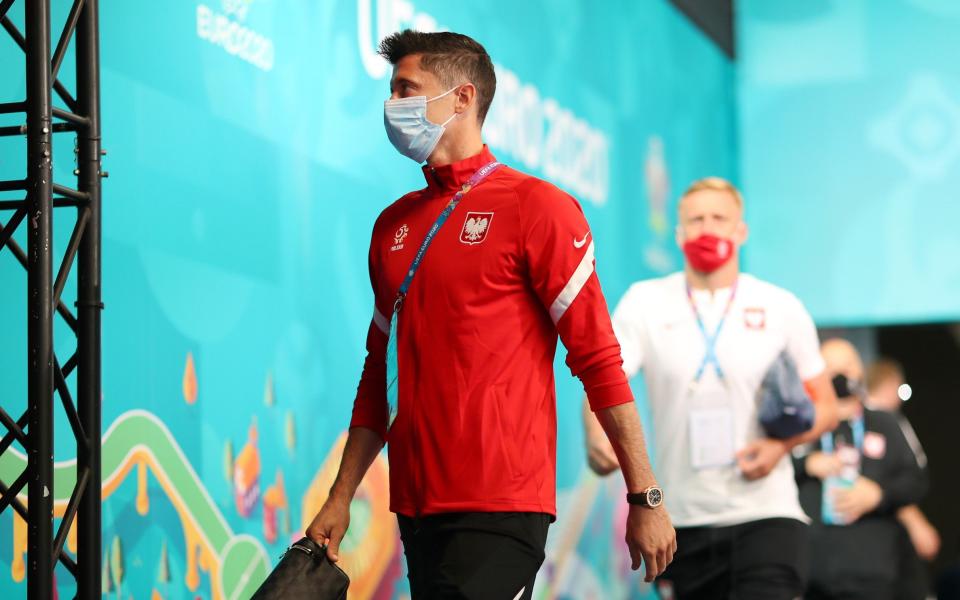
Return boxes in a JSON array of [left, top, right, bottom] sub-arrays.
[[657, 518, 808, 600], [805, 519, 909, 600], [895, 524, 930, 600], [397, 511, 551, 600]]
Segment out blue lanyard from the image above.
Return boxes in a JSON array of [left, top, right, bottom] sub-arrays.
[[385, 161, 501, 431], [821, 415, 865, 453], [820, 414, 865, 525], [393, 161, 501, 310], [686, 279, 738, 383]]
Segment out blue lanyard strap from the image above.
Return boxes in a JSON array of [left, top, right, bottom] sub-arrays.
[[394, 161, 501, 310], [821, 414, 865, 453], [686, 279, 738, 382], [384, 161, 500, 432]]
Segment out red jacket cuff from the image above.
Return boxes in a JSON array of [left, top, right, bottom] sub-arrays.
[[583, 365, 634, 411], [350, 408, 387, 442]]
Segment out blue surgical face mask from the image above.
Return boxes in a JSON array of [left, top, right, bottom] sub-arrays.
[[383, 86, 459, 163]]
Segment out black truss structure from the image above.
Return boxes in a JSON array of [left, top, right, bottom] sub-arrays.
[[0, 0, 103, 598]]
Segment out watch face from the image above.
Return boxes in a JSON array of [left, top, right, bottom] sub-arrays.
[[647, 487, 663, 507]]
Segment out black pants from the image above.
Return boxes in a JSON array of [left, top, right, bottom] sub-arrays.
[[805, 519, 907, 600], [896, 523, 929, 600], [657, 518, 808, 600], [397, 511, 551, 600]]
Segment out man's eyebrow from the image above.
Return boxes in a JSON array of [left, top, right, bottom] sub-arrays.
[[392, 77, 419, 88]]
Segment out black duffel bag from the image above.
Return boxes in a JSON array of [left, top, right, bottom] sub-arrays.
[[251, 537, 349, 600]]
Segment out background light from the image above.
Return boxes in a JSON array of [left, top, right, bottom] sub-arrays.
[[898, 383, 913, 401]]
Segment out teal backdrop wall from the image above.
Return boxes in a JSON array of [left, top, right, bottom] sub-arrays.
[[0, 1, 736, 598], [737, 0, 960, 326]]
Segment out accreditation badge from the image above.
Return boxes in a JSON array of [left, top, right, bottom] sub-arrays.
[[688, 381, 736, 470]]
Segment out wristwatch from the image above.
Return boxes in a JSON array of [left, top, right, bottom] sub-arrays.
[[626, 486, 664, 508]]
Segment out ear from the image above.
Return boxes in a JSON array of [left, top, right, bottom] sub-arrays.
[[675, 225, 685, 250], [454, 83, 477, 115], [734, 220, 749, 246]]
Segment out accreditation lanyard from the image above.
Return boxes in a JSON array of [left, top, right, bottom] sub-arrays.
[[686, 279, 738, 387], [384, 161, 501, 431], [820, 413, 865, 525], [820, 415, 865, 453]]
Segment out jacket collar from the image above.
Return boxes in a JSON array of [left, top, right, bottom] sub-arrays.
[[422, 145, 497, 192]]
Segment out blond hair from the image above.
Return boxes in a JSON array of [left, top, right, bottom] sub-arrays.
[[680, 177, 744, 209], [866, 358, 905, 393]]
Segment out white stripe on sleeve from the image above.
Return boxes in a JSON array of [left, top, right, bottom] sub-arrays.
[[549, 240, 596, 324]]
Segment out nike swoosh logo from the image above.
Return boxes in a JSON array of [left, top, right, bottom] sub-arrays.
[[573, 232, 590, 249]]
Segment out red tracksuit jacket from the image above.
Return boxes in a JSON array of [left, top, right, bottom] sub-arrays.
[[350, 146, 632, 517]]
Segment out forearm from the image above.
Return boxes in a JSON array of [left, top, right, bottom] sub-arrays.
[[583, 395, 605, 437], [594, 402, 658, 492], [328, 426, 385, 502], [898, 504, 926, 529]]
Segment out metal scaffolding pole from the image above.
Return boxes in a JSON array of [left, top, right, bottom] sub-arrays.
[[0, 0, 103, 597], [24, 1, 56, 598], [75, 0, 103, 597]]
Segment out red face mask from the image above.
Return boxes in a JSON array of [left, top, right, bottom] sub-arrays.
[[682, 234, 735, 273]]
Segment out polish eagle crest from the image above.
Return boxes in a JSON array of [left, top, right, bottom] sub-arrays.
[[460, 212, 494, 245]]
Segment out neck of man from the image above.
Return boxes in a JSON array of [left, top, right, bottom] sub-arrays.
[[685, 257, 740, 295], [426, 125, 484, 167]]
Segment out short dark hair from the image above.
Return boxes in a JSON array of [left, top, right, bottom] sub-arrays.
[[378, 30, 496, 125]]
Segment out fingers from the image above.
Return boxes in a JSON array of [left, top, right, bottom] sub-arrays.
[[629, 541, 642, 571], [738, 452, 774, 480], [832, 490, 854, 512], [832, 493, 860, 523], [738, 458, 764, 481], [834, 500, 856, 517], [306, 517, 345, 562], [643, 549, 659, 583], [736, 448, 761, 469], [658, 533, 677, 579], [326, 527, 345, 562], [735, 441, 758, 460], [634, 539, 674, 582], [838, 508, 860, 524], [656, 548, 668, 581], [305, 525, 327, 545]]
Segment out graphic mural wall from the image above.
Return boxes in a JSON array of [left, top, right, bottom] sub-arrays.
[[737, 0, 960, 326], [0, 1, 736, 598]]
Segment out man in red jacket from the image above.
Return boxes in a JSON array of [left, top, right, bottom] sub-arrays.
[[307, 30, 674, 599]]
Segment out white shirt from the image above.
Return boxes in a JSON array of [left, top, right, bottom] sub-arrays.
[[614, 272, 825, 527]]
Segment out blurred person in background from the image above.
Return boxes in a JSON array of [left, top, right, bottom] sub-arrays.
[[867, 358, 939, 599], [866, 358, 940, 559], [583, 177, 838, 600], [795, 339, 927, 600]]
